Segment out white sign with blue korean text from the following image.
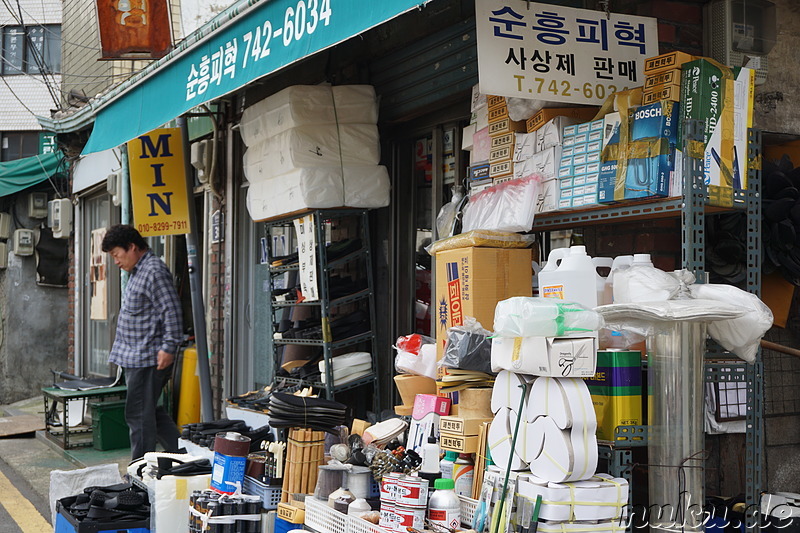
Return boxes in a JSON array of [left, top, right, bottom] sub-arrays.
[[476, 1, 658, 105], [294, 214, 319, 301]]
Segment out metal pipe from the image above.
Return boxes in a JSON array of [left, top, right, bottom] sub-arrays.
[[178, 116, 214, 422]]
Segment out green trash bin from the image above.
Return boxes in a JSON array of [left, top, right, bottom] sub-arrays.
[[90, 400, 130, 451]]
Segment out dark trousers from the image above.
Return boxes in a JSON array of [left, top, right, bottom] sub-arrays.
[[124, 365, 180, 460]]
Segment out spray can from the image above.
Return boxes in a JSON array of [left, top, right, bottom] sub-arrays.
[[452, 454, 474, 497]]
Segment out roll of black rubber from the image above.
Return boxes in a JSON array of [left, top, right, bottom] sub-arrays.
[[211, 432, 252, 494]]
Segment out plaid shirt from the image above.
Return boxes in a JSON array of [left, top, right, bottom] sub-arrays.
[[109, 250, 183, 368]]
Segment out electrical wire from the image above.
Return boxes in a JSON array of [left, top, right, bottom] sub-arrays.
[[0, 75, 37, 117]]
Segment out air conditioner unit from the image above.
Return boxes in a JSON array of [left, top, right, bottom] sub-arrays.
[[0, 212, 10, 240], [48, 198, 72, 239], [107, 172, 122, 206], [0, 243, 7, 268], [704, 0, 777, 85], [190, 139, 213, 183], [28, 192, 48, 218], [13, 228, 35, 256]]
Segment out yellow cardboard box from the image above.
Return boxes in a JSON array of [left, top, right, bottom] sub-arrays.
[[434, 247, 532, 359], [644, 51, 695, 75], [526, 107, 599, 133], [439, 433, 480, 453], [440, 416, 493, 436]]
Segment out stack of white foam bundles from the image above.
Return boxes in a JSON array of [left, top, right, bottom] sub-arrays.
[[240, 85, 390, 220]]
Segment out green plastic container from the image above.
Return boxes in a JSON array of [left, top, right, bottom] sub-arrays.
[[90, 400, 130, 451]]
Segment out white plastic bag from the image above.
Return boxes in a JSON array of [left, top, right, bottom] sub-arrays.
[[462, 175, 539, 232], [612, 265, 683, 303], [50, 463, 123, 525], [689, 284, 774, 363]]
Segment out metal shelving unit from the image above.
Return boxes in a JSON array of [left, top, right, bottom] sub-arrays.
[[530, 121, 763, 530], [264, 209, 380, 415]]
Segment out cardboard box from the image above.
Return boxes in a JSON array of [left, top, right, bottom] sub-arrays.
[[488, 105, 509, 122], [681, 59, 753, 191], [489, 145, 513, 163], [644, 51, 695, 74], [440, 416, 492, 435], [278, 503, 305, 524], [488, 117, 526, 137], [454, 387, 493, 418], [513, 132, 536, 161], [585, 350, 643, 441], [644, 68, 681, 90], [642, 84, 680, 104], [490, 336, 597, 377], [462, 124, 476, 151], [526, 107, 599, 133], [491, 132, 515, 149], [472, 126, 490, 163], [468, 163, 490, 182], [439, 433, 480, 453], [536, 178, 559, 213], [489, 160, 514, 179], [473, 104, 489, 131], [487, 95, 506, 109], [514, 146, 561, 180], [599, 101, 678, 202], [434, 247, 532, 358], [535, 116, 586, 152]]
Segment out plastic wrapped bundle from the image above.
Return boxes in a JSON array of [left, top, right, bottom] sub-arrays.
[[239, 85, 379, 145], [461, 175, 538, 232], [493, 297, 603, 337], [245, 165, 390, 221], [243, 124, 380, 178]]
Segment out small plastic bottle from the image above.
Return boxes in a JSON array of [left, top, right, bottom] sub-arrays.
[[452, 453, 474, 497], [329, 486, 354, 510], [428, 478, 461, 531], [419, 432, 441, 494], [348, 498, 371, 517], [439, 451, 457, 480]]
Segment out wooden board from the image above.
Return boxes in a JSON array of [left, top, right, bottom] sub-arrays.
[[0, 415, 44, 437]]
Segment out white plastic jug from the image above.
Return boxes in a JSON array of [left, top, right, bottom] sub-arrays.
[[538, 245, 599, 309], [593, 257, 613, 306], [632, 253, 653, 267], [604, 255, 633, 304]]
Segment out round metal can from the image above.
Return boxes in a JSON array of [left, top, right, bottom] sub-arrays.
[[395, 475, 428, 508], [380, 472, 402, 503], [394, 504, 425, 531], [379, 503, 396, 529]]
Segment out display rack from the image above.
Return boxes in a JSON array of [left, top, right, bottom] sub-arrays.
[[531, 121, 763, 531], [264, 209, 380, 415]]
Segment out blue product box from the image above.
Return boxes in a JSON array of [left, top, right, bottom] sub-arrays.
[[590, 119, 604, 131], [574, 132, 590, 144], [560, 186, 574, 198], [561, 146, 574, 157], [587, 140, 602, 154], [589, 129, 604, 142], [585, 172, 600, 184], [572, 153, 587, 166], [577, 122, 591, 134], [563, 124, 579, 136], [587, 151, 600, 163], [574, 164, 588, 176], [559, 166, 572, 179], [598, 160, 618, 203], [560, 177, 574, 189], [560, 155, 573, 168], [468, 163, 490, 181], [625, 101, 680, 199], [573, 175, 586, 186], [573, 143, 587, 154], [558, 197, 573, 209]]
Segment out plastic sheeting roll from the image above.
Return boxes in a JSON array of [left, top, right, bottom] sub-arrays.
[[245, 165, 390, 221], [243, 124, 380, 177], [239, 85, 378, 144]]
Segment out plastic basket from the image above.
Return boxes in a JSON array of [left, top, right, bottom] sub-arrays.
[[460, 495, 479, 527], [305, 495, 347, 533], [348, 515, 389, 533], [243, 475, 282, 510]]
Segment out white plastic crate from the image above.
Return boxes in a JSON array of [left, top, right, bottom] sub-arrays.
[[348, 515, 389, 533], [306, 495, 348, 533], [460, 495, 479, 527], [243, 475, 282, 510]]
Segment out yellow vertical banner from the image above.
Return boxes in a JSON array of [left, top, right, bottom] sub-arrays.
[[127, 127, 191, 237]]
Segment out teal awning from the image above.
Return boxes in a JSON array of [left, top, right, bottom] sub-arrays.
[[0, 152, 61, 196], [81, 0, 426, 155]]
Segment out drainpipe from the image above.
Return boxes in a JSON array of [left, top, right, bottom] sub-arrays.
[[179, 116, 214, 423], [120, 146, 131, 290]]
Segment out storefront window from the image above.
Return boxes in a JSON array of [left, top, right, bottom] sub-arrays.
[[82, 192, 120, 376]]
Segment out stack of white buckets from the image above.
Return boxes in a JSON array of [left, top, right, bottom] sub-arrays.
[[537, 245, 654, 309]]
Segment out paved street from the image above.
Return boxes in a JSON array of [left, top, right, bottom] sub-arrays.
[[0, 449, 52, 532]]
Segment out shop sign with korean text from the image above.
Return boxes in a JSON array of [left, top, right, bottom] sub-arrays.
[[476, 1, 658, 105], [127, 128, 191, 237]]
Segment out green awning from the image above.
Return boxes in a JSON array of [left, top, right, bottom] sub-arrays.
[[0, 152, 61, 196]]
